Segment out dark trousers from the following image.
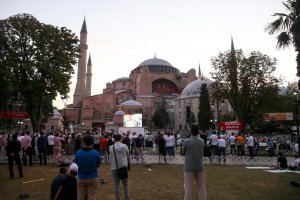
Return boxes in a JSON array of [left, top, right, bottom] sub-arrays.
[[210, 145, 217, 156], [38, 148, 47, 165], [218, 147, 226, 163], [47, 145, 53, 156], [248, 146, 254, 158], [230, 145, 236, 155], [8, 155, 23, 178], [237, 145, 244, 156], [23, 148, 32, 166]]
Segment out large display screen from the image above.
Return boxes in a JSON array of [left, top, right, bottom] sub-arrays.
[[123, 114, 142, 127]]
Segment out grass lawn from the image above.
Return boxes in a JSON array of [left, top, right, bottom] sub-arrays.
[[0, 163, 299, 200]]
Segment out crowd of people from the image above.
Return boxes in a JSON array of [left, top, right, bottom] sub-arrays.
[[1, 128, 300, 199]]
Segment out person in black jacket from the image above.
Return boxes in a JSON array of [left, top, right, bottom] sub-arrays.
[[6, 133, 23, 178], [37, 131, 47, 166]]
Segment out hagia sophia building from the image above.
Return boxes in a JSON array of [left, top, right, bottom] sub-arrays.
[[62, 18, 231, 133]]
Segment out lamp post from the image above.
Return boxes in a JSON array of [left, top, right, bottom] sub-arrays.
[[210, 119, 217, 130], [62, 99, 67, 135], [17, 121, 23, 133], [294, 92, 300, 157], [215, 99, 225, 132]]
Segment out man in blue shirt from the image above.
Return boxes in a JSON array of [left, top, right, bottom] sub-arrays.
[[75, 135, 101, 200]]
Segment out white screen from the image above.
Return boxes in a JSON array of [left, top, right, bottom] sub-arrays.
[[123, 114, 142, 127]]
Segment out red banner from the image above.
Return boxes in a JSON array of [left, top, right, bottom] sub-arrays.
[[0, 110, 29, 119], [219, 121, 244, 130]]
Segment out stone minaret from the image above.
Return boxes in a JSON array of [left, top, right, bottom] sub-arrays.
[[198, 63, 201, 80], [73, 18, 88, 107], [85, 54, 92, 97]]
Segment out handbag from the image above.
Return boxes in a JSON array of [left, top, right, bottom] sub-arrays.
[[113, 144, 128, 179]]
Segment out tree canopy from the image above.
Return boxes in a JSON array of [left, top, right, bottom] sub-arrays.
[[265, 0, 300, 88], [152, 107, 170, 129], [198, 83, 213, 131], [0, 13, 79, 131], [210, 48, 280, 128]]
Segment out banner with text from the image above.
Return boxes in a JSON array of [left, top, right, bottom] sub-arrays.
[[263, 112, 293, 121], [219, 121, 244, 131], [0, 110, 29, 119]]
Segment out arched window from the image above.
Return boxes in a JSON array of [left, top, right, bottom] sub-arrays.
[[93, 111, 101, 117]]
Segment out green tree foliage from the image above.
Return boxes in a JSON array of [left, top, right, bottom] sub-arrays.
[[265, 0, 300, 88], [152, 107, 170, 129], [187, 110, 196, 128], [198, 84, 213, 131], [0, 14, 79, 131], [210, 49, 280, 128]]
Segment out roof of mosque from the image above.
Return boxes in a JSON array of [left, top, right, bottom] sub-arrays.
[[120, 100, 143, 107], [181, 79, 214, 97]]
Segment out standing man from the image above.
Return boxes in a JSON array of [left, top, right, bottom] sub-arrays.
[[246, 132, 254, 158], [209, 131, 218, 157], [47, 132, 54, 156], [92, 132, 100, 152], [75, 135, 101, 200], [157, 132, 167, 163], [109, 134, 130, 200], [228, 132, 236, 155], [182, 124, 206, 200], [21, 131, 32, 166], [217, 135, 227, 165], [236, 132, 244, 156], [37, 131, 47, 166], [6, 133, 23, 178], [0, 131, 7, 156]]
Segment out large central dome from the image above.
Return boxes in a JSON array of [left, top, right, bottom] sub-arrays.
[[132, 56, 179, 73], [138, 57, 173, 67]]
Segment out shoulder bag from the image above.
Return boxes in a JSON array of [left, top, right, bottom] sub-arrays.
[[113, 144, 128, 179]]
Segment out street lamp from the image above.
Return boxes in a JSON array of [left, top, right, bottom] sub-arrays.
[[17, 121, 23, 133], [293, 92, 300, 157], [210, 119, 217, 130], [62, 99, 67, 135], [213, 99, 225, 132]]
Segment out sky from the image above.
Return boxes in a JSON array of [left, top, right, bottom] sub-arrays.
[[1, 0, 298, 109]]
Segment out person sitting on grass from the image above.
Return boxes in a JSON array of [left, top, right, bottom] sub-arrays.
[[277, 152, 288, 169], [50, 167, 67, 200], [288, 156, 300, 171], [54, 164, 78, 200]]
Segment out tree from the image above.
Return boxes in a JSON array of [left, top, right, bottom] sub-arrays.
[[152, 107, 170, 129], [187, 111, 196, 128], [265, 0, 300, 88], [198, 84, 213, 131], [0, 14, 79, 132], [210, 48, 280, 128]]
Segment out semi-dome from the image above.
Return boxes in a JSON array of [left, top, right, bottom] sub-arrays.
[[120, 100, 143, 107], [114, 110, 125, 116], [181, 79, 213, 97]]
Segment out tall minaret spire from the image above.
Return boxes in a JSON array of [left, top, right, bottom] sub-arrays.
[[230, 35, 239, 120], [73, 18, 88, 107], [85, 53, 92, 97], [231, 35, 235, 54], [198, 63, 201, 80]]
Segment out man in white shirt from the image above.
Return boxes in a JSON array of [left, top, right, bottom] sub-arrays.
[[209, 131, 218, 156], [217, 135, 227, 165], [228, 132, 236, 155], [246, 132, 254, 158], [47, 132, 54, 156]]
